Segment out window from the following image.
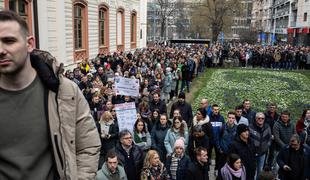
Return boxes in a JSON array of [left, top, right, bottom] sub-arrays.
[[98, 5, 109, 53], [73, 0, 88, 61], [116, 8, 125, 51], [130, 12, 137, 48], [74, 5, 83, 49], [304, 13, 308, 22], [5, 0, 33, 34]]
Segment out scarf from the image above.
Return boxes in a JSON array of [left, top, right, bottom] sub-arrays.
[[221, 163, 246, 180], [304, 119, 310, 128], [170, 154, 181, 180]]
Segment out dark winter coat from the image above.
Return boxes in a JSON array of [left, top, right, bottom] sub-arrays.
[[210, 113, 225, 148], [249, 122, 272, 156], [186, 161, 209, 180], [242, 108, 256, 125], [170, 101, 193, 127], [219, 124, 237, 154], [264, 111, 279, 134], [151, 121, 171, 161], [97, 121, 119, 155], [188, 116, 212, 159], [228, 136, 256, 180], [115, 142, 144, 180], [166, 154, 191, 180], [276, 145, 310, 180], [149, 100, 167, 115], [273, 119, 296, 151]]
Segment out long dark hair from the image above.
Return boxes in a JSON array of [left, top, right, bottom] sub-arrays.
[[172, 116, 185, 136], [301, 108, 310, 120], [134, 119, 147, 133]]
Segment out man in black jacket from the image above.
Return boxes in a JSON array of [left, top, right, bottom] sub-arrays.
[[276, 134, 310, 180], [149, 92, 167, 114], [115, 129, 143, 180], [186, 147, 209, 180], [229, 124, 256, 180], [170, 92, 193, 127]]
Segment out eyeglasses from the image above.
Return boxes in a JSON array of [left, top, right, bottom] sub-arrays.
[[122, 137, 132, 140], [257, 117, 265, 120]]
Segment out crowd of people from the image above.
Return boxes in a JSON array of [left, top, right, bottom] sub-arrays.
[[63, 42, 310, 180], [2, 10, 309, 180], [204, 43, 310, 70]]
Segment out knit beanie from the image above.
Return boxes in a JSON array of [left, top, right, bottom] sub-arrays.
[[237, 124, 249, 136], [174, 137, 185, 149]]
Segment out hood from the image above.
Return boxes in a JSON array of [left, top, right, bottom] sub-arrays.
[[101, 163, 119, 177], [193, 115, 210, 126], [30, 49, 63, 92]]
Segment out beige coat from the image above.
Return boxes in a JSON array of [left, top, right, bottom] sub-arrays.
[[31, 49, 101, 180]]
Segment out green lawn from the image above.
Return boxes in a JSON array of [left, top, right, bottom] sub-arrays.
[[191, 68, 310, 122]]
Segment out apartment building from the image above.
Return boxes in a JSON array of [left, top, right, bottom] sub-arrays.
[[251, 0, 273, 44], [287, 0, 310, 45], [231, 0, 253, 39], [0, 0, 147, 67]]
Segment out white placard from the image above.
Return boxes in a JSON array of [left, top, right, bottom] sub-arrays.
[[114, 76, 140, 97], [114, 102, 137, 132]]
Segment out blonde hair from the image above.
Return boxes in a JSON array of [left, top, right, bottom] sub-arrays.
[[100, 111, 113, 123], [143, 150, 161, 169]]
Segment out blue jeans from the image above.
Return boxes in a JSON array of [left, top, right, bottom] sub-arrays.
[[255, 153, 266, 180]]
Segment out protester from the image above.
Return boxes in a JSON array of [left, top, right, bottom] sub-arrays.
[[272, 110, 296, 172], [242, 99, 256, 125], [166, 137, 191, 180], [249, 112, 272, 178], [151, 114, 171, 162], [235, 105, 249, 126], [229, 124, 256, 180], [0, 10, 101, 179], [97, 111, 119, 168], [96, 151, 127, 180], [276, 134, 310, 180], [164, 116, 189, 156], [188, 108, 212, 160], [264, 103, 280, 168], [217, 153, 246, 180], [141, 150, 169, 180], [169, 92, 193, 127], [133, 119, 151, 152], [115, 129, 144, 180], [296, 108, 310, 135], [218, 111, 238, 173], [209, 104, 225, 175], [186, 147, 210, 180]]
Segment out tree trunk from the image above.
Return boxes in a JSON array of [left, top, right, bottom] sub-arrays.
[[211, 24, 220, 43], [161, 20, 166, 39]]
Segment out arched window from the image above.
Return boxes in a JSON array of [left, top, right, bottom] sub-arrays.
[[130, 11, 137, 49], [73, 0, 88, 61], [116, 8, 125, 51], [4, 0, 33, 34], [98, 4, 109, 54]]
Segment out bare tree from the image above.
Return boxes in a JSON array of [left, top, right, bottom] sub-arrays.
[[190, 0, 240, 42], [155, 0, 178, 39]]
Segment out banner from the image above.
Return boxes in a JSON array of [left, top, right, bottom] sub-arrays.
[[114, 102, 137, 132], [114, 76, 140, 97]]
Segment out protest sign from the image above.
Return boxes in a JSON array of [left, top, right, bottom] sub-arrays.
[[114, 76, 140, 97], [114, 102, 137, 132]]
